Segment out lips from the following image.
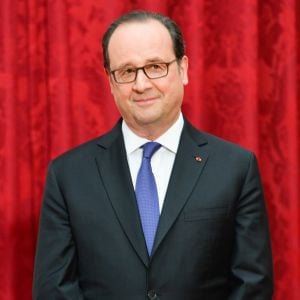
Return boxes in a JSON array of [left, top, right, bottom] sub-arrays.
[[134, 96, 159, 104]]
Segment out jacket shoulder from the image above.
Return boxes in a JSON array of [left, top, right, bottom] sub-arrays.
[[185, 120, 253, 158], [50, 121, 122, 168], [202, 131, 253, 156]]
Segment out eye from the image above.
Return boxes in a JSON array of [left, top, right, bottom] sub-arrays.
[[148, 63, 164, 71], [115, 67, 136, 80], [145, 63, 167, 75], [120, 68, 135, 75], [126, 68, 135, 74]]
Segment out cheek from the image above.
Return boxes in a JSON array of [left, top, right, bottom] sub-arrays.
[[164, 79, 184, 101], [111, 85, 131, 103], [112, 89, 133, 116]]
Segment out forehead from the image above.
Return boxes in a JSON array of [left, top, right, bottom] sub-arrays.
[[108, 20, 174, 68]]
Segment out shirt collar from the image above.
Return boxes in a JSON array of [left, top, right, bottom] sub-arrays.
[[122, 113, 184, 155]]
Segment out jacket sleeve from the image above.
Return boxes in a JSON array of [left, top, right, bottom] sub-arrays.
[[228, 153, 273, 299], [33, 162, 84, 300]]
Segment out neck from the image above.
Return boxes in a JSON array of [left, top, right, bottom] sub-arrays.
[[125, 113, 181, 140], [128, 126, 167, 141]]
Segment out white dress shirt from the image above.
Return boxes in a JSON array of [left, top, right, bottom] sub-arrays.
[[122, 113, 184, 213]]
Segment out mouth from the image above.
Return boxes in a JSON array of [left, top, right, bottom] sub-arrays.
[[134, 97, 159, 105]]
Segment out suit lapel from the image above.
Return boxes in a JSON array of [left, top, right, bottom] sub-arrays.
[[95, 122, 149, 267], [152, 121, 209, 256]]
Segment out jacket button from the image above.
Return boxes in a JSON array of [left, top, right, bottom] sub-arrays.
[[147, 289, 158, 300]]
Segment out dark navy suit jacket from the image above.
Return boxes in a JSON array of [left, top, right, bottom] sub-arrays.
[[33, 119, 273, 299]]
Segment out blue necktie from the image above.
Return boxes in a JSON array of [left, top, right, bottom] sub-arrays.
[[135, 142, 161, 255]]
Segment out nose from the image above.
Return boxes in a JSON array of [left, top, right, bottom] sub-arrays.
[[132, 69, 152, 92]]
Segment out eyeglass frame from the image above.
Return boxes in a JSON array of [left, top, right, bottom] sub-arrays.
[[108, 58, 178, 84]]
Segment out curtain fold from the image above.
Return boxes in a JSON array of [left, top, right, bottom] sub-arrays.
[[0, 1, 299, 299]]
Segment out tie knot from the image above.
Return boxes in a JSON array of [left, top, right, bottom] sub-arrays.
[[142, 142, 161, 159]]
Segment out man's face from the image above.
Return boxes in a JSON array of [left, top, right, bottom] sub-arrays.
[[107, 20, 188, 137]]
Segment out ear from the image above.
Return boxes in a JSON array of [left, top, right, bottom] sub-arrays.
[[106, 69, 114, 94], [179, 55, 188, 85]]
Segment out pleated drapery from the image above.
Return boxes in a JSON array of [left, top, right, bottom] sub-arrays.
[[0, 1, 299, 299]]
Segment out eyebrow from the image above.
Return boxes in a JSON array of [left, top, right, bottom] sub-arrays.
[[113, 57, 167, 70]]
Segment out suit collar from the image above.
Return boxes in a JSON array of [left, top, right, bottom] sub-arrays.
[[151, 120, 209, 256], [95, 118, 209, 263], [96, 118, 123, 149], [95, 120, 150, 267], [95, 117, 208, 148]]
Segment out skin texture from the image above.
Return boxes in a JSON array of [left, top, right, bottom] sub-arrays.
[[107, 20, 188, 140]]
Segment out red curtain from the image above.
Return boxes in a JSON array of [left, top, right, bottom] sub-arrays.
[[0, 1, 299, 299]]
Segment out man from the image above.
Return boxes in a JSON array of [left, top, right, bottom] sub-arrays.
[[33, 10, 273, 300]]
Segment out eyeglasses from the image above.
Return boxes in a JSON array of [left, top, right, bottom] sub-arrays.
[[109, 59, 177, 84]]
